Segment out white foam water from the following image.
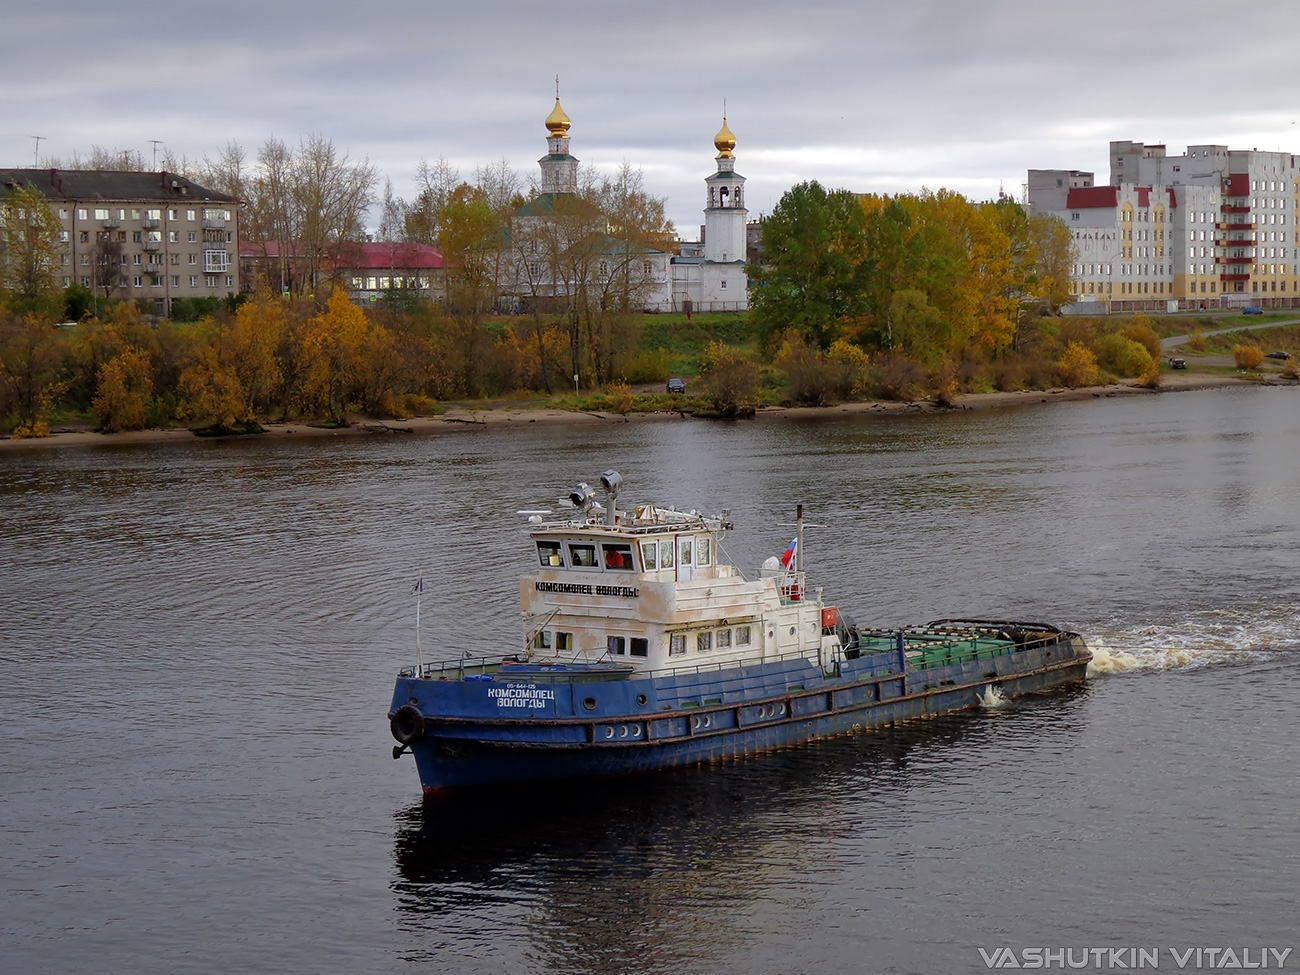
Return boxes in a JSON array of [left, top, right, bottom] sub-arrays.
[[1085, 606, 1300, 676], [978, 685, 1009, 708]]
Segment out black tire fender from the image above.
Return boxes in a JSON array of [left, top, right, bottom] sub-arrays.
[[390, 704, 425, 744]]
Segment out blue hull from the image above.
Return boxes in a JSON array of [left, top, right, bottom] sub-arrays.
[[390, 635, 1091, 792]]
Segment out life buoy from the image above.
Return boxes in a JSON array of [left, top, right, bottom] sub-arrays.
[[390, 704, 425, 744]]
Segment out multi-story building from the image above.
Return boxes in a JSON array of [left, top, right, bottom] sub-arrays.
[[0, 168, 240, 314], [1028, 141, 1300, 312]]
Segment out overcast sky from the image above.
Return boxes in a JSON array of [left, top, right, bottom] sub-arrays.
[[5, 0, 1300, 236]]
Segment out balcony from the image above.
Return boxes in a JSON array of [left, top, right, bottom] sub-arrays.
[[202, 217, 226, 230], [142, 241, 161, 252], [102, 218, 120, 229], [1220, 273, 1250, 281], [1216, 255, 1254, 265], [142, 218, 160, 229], [1220, 205, 1250, 214], [1215, 238, 1255, 247], [1217, 222, 1256, 231]]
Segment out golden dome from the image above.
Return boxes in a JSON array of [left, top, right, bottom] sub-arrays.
[[545, 98, 571, 137], [714, 118, 736, 158]]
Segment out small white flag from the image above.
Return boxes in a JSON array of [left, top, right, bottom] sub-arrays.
[[411, 575, 424, 596]]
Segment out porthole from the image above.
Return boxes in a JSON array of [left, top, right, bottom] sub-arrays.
[[636, 694, 648, 707], [631, 725, 642, 738], [619, 725, 629, 738], [603, 726, 614, 739], [789, 626, 796, 636], [583, 697, 597, 711], [691, 715, 701, 730], [776, 703, 786, 716]]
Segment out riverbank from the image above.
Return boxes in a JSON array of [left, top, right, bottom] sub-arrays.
[[0, 371, 1271, 453]]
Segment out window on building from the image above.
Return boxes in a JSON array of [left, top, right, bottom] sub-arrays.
[[697, 631, 712, 653], [630, 637, 648, 657], [555, 632, 573, 651], [669, 634, 686, 656], [533, 631, 551, 650], [607, 636, 626, 656], [736, 625, 751, 646]]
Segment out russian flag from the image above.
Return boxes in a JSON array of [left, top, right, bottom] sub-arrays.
[[780, 538, 797, 568]]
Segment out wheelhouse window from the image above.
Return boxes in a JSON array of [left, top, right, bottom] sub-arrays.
[[568, 543, 598, 568], [602, 543, 634, 570], [697, 536, 712, 566], [537, 541, 564, 567], [678, 538, 693, 566], [669, 634, 686, 656], [697, 632, 712, 652], [658, 539, 674, 569], [716, 629, 731, 649], [556, 632, 573, 651], [534, 631, 552, 650], [630, 638, 648, 657], [607, 636, 626, 655], [736, 625, 752, 646], [640, 540, 657, 570]]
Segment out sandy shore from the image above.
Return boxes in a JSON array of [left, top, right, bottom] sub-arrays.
[[0, 372, 1271, 453]]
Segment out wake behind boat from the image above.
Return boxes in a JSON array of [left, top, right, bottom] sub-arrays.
[[389, 471, 1091, 793]]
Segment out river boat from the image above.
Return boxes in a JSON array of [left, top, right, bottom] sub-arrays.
[[389, 471, 1092, 793]]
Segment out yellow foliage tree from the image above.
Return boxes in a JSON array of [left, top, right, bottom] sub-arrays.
[[93, 348, 153, 432], [1233, 345, 1264, 369], [699, 341, 759, 417], [296, 288, 369, 423], [1056, 342, 1100, 388]]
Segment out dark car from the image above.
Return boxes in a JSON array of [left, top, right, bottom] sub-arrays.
[[666, 378, 686, 394], [1243, 306, 1264, 315], [1168, 357, 1187, 370], [1265, 350, 1292, 360]]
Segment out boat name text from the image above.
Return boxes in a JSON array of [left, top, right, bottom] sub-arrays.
[[535, 582, 640, 598], [488, 683, 556, 709]]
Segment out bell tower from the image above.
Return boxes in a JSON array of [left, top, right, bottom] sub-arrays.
[[539, 91, 578, 195], [703, 116, 748, 264]]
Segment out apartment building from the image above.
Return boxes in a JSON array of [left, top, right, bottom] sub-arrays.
[[0, 168, 240, 314], [1028, 142, 1300, 312]]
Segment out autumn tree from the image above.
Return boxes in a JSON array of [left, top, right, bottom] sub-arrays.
[[295, 288, 370, 424], [1027, 211, 1075, 314], [750, 181, 871, 350], [234, 135, 377, 295], [0, 312, 66, 435], [93, 348, 153, 432], [92, 234, 126, 301], [698, 341, 759, 417], [0, 182, 64, 315]]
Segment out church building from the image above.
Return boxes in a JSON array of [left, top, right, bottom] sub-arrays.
[[508, 97, 750, 313]]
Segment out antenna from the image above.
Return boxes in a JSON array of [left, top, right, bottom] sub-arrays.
[[150, 140, 163, 170], [30, 135, 43, 167]]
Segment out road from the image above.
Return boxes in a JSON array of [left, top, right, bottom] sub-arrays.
[[1161, 316, 1300, 350]]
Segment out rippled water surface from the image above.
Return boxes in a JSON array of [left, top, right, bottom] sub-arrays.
[[3, 386, 1299, 974]]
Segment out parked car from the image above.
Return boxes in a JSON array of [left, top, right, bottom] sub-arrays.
[[1243, 306, 1264, 315], [1265, 350, 1292, 360], [1168, 357, 1187, 370], [666, 378, 686, 394]]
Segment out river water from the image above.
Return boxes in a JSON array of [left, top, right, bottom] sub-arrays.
[[2, 387, 1298, 975]]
